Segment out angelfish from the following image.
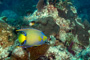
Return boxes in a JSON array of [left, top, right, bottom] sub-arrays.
[[16, 28, 47, 48]]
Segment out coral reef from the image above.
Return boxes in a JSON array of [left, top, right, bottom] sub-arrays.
[[0, 0, 90, 60], [11, 47, 28, 60], [0, 18, 17, 59], [28, 44, 50, 60], [25, 0, 90, 60], [36, 0, 45, 11], [32, 17, 60, 36]]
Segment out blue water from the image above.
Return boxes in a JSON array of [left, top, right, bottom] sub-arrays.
[[0, 0, 39, 16], [0, 0, 90, 22], [0, 0, 90, 21], [72, 0, 90, 22]]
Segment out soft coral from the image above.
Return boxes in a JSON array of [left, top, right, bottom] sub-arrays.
[[67, 42, 76, 55]]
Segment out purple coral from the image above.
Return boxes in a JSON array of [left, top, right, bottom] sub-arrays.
[[67, 42, 76, 55]]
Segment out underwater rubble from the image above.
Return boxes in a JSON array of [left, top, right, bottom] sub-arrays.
[[0, 0, 90, 60], [0, 19, 17, 59]]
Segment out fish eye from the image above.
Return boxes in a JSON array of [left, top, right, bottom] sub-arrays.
[[20, 31, 27, 36], [21, 32, 25, 34]]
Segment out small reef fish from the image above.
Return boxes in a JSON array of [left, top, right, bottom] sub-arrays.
[[29, 21, 35, 26], [16, 28, 47, 48]]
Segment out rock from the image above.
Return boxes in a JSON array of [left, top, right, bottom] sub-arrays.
[[32, 17, 60, 37], [12, 47, 28, 60], [0, 21, 17, 59], [28, 44, 50, 60]]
